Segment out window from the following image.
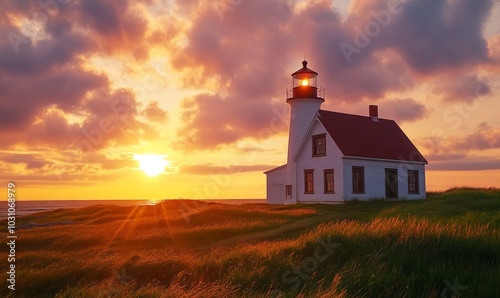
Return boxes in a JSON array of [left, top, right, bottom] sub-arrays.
[[352, 166, 365, 194], [304, 170, 314, 194], [312, 134, 326, 157], [408, 170, 419, 194], [324, 169, 334, 193], [285, 185, 292, 199]]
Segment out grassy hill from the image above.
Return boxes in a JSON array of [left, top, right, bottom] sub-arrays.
[[1, 188, 499, 297]]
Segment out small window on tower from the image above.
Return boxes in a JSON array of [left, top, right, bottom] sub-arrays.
[[312, 134, 326, 157]]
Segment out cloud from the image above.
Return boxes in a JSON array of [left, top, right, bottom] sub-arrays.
[[170, 1, 298, 151], [171, 0, 498, 150], [433, 74, 491, 102], [0, 150, 138, 185], [423, 153, 467, 162], [454, 122, 500, 151], [80, 152, 137, 170], [346, 0, 494, 73], [77, 0, 149, 59], [0, 153, 47, 169], [171, 1, 331, 151], [0, 65, 107, 131], [419, 122, 500, 161], [176, 94, 288, 150], [378, 98, 428, 123], [0, 0, 168, 190], [0, 29, 94, 75], [0, 87, 159, 151], [317, 0, 495, 101], [143, 101, 168, 123], [2, 0, 499, 182], [427, 157, 500, 171], [180, 164, 275, 175], [297, 1, 413, 102], [419, 121, 500, 172], [486, 34, 500, 67], [0, 1, 160, 152]]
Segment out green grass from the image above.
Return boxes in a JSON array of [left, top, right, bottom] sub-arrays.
[[1, 188, 499, 297]]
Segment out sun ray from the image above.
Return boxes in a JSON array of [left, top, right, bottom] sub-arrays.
[[106, 204, 142, 248]]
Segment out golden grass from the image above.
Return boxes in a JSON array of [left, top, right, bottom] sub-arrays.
[[1, 189, 499, 297]]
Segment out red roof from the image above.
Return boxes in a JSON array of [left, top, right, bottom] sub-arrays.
[[318, 110, 427, 163]]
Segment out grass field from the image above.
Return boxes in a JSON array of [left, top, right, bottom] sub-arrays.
[[1, 188, 499, 297]]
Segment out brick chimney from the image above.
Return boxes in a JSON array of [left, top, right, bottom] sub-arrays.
[[369, 105, 378, 118]]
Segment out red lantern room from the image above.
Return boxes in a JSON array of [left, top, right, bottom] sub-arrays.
[[287, 60, 324, 100]]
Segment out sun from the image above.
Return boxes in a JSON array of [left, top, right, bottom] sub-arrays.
[[134, 154, 170, 176]]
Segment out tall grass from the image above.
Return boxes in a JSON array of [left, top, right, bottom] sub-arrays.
[[1, 188, 499, 297]]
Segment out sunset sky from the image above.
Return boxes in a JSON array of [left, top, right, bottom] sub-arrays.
[[1, 0, 500, 200]]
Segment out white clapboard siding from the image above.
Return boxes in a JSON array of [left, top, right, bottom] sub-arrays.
[[296, 120, 344, 203], [265, 165, 287, 204], [343, 158, 426, 201]]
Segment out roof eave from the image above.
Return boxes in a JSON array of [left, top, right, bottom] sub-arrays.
[[263, 164, 287, 174], [343, 155, 428, 165]]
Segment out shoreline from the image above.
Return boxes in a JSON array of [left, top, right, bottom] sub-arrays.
[[0, 199, 266, 219]]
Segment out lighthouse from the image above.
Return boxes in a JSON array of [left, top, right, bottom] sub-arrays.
[[285, 61, 325, 202], [286, 60, 325, 162], [265, 60, 427, 204]]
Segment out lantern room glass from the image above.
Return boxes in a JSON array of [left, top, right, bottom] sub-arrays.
[[292, 74, 317, 88]]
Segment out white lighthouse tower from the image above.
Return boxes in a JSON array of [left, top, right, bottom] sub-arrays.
[[285, 61, 324, 202]]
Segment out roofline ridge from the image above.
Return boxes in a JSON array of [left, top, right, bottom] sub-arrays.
[[319, 109, 393, 121]]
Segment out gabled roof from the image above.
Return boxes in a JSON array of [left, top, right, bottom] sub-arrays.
[[317, 110, 427, 163]]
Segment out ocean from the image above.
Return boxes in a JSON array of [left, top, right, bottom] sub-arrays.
[[1, 199, 266, 219]]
